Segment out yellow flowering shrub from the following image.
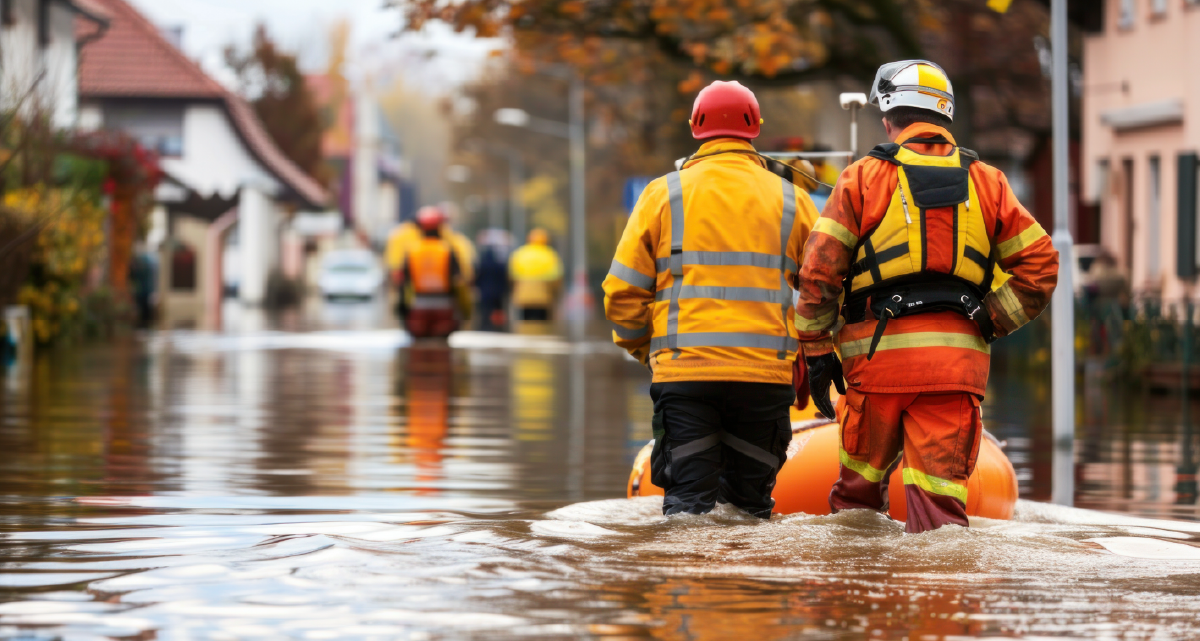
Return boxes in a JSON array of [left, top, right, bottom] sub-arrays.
[[10, 186, 107, 344]]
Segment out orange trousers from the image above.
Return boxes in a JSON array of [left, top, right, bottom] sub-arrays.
[[830, 390, 982, 533]]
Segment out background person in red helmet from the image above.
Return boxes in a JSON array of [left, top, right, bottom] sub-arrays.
[[602, 81, 821, 518], [400, 206, 469, 339]]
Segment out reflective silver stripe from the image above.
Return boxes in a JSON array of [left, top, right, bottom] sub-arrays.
[[610, 321, 649, 341], [777, 176, 798, 359], [722, 431, 782, 469], [666, 171, 685, 357], [670, 433, 721, 460], [608, 259, 655, 291], [411, 295, 454, 310], [650, 332, 799, 352], [653, 286, 790, 304], [656, 252, 797, 273]]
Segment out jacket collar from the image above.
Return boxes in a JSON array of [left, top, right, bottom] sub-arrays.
[[895, 123, 957, 146], [683, 138, 765, 170]]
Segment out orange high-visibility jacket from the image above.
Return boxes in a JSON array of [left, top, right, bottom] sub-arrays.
[[794, 123, 1059, 395], [603, 138, 820, 385], [388, 222, 476, 284], [408, 238, 454, 295]]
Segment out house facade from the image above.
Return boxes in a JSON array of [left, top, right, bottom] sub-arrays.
[[1081, 0, 1200, 303], [75, 0, 328, 327], [0, 0, 105, 128]]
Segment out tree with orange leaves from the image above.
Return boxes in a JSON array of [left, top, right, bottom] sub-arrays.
[[395, 0, 921, 83]]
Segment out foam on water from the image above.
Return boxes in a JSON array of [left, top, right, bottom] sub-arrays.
[[3, 495, 1200, 639]]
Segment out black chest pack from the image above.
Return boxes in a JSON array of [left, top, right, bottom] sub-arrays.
[[840, 136, 998, 360]]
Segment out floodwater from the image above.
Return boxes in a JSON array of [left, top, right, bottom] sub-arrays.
[[2, 301, 1200, 639]]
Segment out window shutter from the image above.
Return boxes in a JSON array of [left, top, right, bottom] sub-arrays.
[[1177, 153, 1199, 279]]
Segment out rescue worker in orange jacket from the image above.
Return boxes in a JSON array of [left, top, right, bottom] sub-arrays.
[[603, 81, 821, 518], [402, 206, 466, 338], [795, 60, 1059, 533]]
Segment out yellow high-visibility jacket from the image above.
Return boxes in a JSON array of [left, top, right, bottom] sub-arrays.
[[386, 222, 476, 284], [603, 138, 820, 384], [509, 243, 563, 308]]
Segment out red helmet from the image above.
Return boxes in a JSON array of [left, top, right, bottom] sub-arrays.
[[689, 81, 761, 140], [415, 206, 445, 232]]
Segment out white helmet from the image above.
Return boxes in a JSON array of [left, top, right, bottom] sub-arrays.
[[868, 60, 954, 122]]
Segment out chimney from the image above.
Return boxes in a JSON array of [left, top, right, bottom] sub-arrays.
[[160, 25, 183, 50]]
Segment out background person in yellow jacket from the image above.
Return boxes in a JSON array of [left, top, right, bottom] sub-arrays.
[[603, 81, 820, 518], [795, 60, 1058, 533], [508, 228, 563, 324]]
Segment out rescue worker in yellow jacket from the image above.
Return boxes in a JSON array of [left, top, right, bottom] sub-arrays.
[[795, 60, 1059, 533], [509, 228, 563, 323], [386, 206, 476, 322], [603, 81, 820, 518]]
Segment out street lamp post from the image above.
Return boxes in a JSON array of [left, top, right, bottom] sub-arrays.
[[463, 139, 527, 244], [1050, 0, 1076, 506], [839, 92, 868, 161], [565, 75, 590, 339]]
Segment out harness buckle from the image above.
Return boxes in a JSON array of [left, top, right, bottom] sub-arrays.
[[961, 294, 982, 319]]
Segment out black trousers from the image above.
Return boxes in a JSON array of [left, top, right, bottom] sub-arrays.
[[519, 307, 550, 321], [649, 381, 794, 518]]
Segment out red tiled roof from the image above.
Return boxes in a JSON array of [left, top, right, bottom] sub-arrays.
[[224, 94, 330, 208], [78, 0, 224, 99], [77, 0, 329, 208]]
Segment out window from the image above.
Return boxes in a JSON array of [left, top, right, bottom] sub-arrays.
[[1094, 158, 1110, 203], [1122, 158, 1135, 273], [1147, 156, 1161, 278], [1151, 0, 1167, 16], [1119, 0, 1135, 29], [171, 243, 197, 291], [106, 106, 186, 158], [1, 0, 13, 26]]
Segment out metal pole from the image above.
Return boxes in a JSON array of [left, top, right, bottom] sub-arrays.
[[488, 177, 504, 230], [1180, 301, 1197, 504], [1050, 0, 1076, 506], [565, 74, 590, 339], [509, 153, 526, 246], [849, 104, 859, 161]]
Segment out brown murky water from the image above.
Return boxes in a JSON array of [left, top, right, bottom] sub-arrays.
[[2, 304, 1200, 639]]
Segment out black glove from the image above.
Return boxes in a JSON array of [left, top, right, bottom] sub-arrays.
[[806, 353, 847, 421]]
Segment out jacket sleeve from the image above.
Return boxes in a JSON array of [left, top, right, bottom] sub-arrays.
[[603, 179, 664, 363], [982, 170, 1059, 338], [794, 167, 863, 357], [786, 188, 820, 289]]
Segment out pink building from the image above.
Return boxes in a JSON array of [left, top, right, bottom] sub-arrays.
[[1082, 0, 1200, 303]]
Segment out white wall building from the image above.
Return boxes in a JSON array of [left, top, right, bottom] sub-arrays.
[[75, 0, 328, 326], [1081, 0, 1200, 303], [0, 0, 104, 128]]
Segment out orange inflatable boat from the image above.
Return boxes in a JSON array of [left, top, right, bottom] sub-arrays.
[[627, 405, 1018, 521]]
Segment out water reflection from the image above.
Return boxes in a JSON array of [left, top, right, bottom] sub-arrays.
[[0, 330, 1199, 638], [402, 345, 452, 493]]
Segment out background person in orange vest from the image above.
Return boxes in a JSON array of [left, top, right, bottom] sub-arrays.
[[401, 206, 467, 338], [603, 81, 820, 518], [794, 60, 1059, 533]]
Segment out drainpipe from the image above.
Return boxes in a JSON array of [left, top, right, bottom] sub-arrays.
[[205, 207, 239, 330]]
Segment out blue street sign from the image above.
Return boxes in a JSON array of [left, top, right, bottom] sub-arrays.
[[624, 176, 655, 215]]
